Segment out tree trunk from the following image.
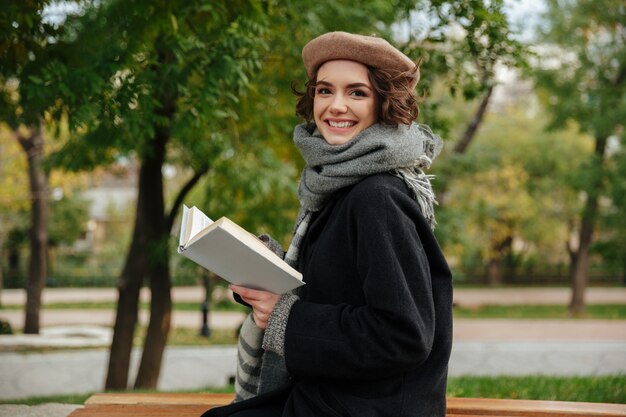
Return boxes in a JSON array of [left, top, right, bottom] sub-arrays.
[[106, 282, 142, 389], [130, 159, 209, 387], [8, 244, 20, 287], [105, 163, 151, 390], [487, 234, 512, 286], [453, 85, 494, 154], [132, 152, 207, 388], [133, 130, 170, 389], [622, 255, 626, 287], [569, 135, 607, 316], [0, 255, 3, 307], [487, 258, 502, 286], [16, 124, 48, 335], [134, 250, 171, 388], [569, 218, 593, 315]]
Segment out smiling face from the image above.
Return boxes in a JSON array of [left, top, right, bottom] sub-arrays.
[[313, 60, 378, 145]]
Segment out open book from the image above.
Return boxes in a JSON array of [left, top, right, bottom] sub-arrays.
[[177, 205, 304, 294]]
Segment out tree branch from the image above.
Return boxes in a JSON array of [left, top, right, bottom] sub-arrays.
[[613, 64, 626, 87], [453, 85, 494, 154], [165, 164, 210, 233]]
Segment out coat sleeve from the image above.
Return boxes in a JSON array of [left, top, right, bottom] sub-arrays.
[[283, 181, 436, 380]]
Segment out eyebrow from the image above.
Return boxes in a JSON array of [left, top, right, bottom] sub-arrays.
[[315, 80, 373, 91]]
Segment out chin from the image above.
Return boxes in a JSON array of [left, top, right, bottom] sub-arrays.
[[324, 134, 352, 145], [319, 127, 362, 145]]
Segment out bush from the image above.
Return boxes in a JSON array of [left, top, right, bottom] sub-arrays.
[[0, 319, 13, 335]]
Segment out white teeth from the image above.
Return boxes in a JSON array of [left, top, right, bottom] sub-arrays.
[[328, 120, 355, 128]]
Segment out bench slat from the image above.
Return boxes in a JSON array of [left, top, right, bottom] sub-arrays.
[[446, 397, 626, 416], [69, 404, 209, 417], [85, 392, 234, 406], [68, 393, 626, 417]]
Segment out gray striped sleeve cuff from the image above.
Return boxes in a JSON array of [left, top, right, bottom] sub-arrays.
[[262, 294, 299, 357], [234, 314, 264, 401]]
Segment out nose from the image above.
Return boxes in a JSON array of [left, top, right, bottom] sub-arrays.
[[329, 94, 347, 114]]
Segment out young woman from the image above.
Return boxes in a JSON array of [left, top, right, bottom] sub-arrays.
[[203, 31, 452, 417]]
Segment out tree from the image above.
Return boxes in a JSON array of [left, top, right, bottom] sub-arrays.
[[599, 143, 626, 283], [14, 124, 48, 333], [1, 122, 93, 287], [0, 0, 74, 333], [439, 100, 593, 284], [534, 0, 626, 314], [387, 1, 528, 244], [1, 0, 94, 315], [400, 0, 526, 152], [0, 128, 29, 298], [45, 0, 274, 389]]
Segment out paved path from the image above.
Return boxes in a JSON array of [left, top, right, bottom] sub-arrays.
[[0, 404, 81, 417], [0, 346, 237, 400], [3, 286, 626, 306], [2, 310, 626, 341], [454, 318, 626, 340], [452, 286, 626, 306]]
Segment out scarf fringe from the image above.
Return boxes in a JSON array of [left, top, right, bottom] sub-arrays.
[[393, 167, 438, 230]]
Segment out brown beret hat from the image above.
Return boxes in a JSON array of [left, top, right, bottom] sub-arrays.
[[302, 31, 419, 89]]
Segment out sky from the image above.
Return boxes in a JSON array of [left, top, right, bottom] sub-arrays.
[[43, 1, 549, 46], [504, 0, 548, 42], [391, 0, 547, 45]]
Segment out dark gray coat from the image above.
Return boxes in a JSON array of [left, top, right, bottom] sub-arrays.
[[205, 174, 452, 417]]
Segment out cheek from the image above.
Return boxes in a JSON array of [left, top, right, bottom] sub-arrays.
[[360, 101, 378, 123], [313, 99, 322, 120]]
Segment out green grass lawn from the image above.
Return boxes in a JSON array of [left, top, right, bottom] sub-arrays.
[[3, 301, 624, 319], [3, 375, 624, 405], [138, 327, 238, 346], [446, 375, 626, 403], [453, 304, 626, 319]]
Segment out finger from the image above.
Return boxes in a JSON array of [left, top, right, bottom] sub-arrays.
[[230, 285, 259, 300], [239, 295, 254, 306], [241, 297, 271, 314], [230, 285, 275, 300]]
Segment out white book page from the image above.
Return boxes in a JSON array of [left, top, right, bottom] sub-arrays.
[[180, 205, 214, 248], [179, 205, 190, 248], [188, 206, 213, 242]]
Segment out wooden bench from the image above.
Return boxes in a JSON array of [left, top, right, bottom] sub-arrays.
[[67, 393, 626, 416]]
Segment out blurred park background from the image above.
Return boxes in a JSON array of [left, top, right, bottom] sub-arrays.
[[1, 0, 625, 408]]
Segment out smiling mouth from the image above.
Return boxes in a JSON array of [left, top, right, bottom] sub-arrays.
[[327, 120, 356, 128]]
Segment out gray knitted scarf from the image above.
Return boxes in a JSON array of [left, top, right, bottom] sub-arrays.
[[284, 121, 443, 268]]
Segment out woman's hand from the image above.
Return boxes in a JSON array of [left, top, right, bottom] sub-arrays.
[[230, 284, 280, 329]]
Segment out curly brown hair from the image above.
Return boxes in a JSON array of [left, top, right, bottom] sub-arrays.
[[293, 61, 421, 127]]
